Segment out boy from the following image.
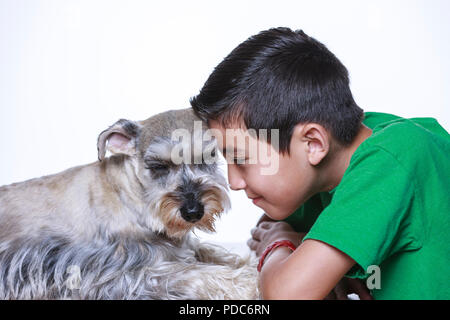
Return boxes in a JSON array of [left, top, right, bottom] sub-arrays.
[[190, 27, 450, 299]]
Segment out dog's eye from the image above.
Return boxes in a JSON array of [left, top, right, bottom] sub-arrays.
[[146, 163, 170, 176], [148, 164, 168, 171]]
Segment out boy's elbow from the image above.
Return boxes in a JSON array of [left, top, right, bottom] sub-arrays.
[[260, 266, 325, 300], [260, 272, 281, 300], [260, 268, 305, 300]]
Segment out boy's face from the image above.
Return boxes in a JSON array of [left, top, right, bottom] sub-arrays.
[[209, 120, 321, 220]]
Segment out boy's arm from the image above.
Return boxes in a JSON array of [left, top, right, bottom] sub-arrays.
[[260, 238, 355, 299], [250, 221, 355, 299]]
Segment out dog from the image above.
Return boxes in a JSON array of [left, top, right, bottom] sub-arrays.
[[0, 108, 259, 299]]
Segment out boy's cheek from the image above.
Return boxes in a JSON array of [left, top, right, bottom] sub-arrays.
[[246, 165, 272, 192], [251, 146, 281, 176], [254, 189, 294, 219], [257, 155, 282, 171]]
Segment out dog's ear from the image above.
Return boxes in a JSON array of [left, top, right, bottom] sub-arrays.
[[97, 119, 140, 161]]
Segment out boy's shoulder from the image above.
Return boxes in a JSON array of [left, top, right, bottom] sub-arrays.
[[360, 112, 450, 160], [364, 111, 449, 138], [362, 111, 402, 128]]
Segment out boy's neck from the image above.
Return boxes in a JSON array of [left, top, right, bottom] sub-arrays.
[[321, 124, 373, 192]]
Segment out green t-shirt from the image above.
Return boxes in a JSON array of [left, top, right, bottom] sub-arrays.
[[285, 112, 450, 300]]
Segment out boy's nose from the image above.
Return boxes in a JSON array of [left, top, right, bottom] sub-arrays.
[[227, 164, 246, 191]]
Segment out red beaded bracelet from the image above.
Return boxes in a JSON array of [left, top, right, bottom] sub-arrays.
[[257, 240, 297, 272]]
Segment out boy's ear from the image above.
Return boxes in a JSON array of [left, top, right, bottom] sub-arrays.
[[97, 119, 141, 161], [297, 123, 330, 166]]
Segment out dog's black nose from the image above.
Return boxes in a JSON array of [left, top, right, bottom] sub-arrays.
[[180, 200, 204, 223]]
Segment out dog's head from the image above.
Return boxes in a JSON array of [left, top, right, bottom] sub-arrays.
[[97, 108, 231, 238]]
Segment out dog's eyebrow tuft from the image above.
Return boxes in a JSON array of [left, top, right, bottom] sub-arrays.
[[144, 153, 173, 164], [145, 137, 175, 162]]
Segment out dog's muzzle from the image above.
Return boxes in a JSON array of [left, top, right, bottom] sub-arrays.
[[180, 200, 204, 223], [180, 192, 204, 223]]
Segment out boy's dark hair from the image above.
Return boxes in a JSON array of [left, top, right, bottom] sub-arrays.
[[190, 27, 364, 154]]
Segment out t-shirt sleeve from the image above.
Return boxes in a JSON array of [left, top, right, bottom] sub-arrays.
[[303, 145, 422, 278]]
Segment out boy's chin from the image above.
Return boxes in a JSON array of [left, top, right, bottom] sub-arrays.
[[259, 203, 291, 221]]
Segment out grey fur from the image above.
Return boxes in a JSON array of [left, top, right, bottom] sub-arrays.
[[0, 108, 259, 300]]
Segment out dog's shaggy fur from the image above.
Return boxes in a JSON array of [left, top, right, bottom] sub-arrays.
[[0, 109, 259, 299]]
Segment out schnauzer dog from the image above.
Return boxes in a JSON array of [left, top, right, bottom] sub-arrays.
[[0, 108, 259, 299]]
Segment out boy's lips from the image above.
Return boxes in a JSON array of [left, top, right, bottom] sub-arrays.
[[250, 196, 263, 205], [246, 191, 263, 205]]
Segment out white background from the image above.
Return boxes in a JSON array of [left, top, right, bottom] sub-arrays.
[[1, 0, 449, 245]]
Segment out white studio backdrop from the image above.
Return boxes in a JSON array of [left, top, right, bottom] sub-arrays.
[[1, 0, 449, 245]]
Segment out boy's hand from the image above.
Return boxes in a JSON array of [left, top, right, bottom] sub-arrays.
[[247, 220, 306, 257]]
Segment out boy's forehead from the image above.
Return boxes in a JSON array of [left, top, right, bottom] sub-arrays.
[[208, 119, 252, 153], [208, 119, 245, 132]]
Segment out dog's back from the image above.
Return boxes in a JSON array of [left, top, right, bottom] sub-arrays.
[[0, 163, 99, 241], [0, 152, 151, 243]]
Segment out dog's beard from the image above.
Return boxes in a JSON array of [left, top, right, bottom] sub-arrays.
[[146, 186, 231, 239]]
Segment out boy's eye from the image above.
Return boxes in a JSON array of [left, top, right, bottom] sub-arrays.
[[234, 158, 248, 165]]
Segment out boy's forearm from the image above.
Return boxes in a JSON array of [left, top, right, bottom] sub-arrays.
[[259, 239, 356, 300], [259, 246, 327, 299], [259, 247, 295, 299]]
